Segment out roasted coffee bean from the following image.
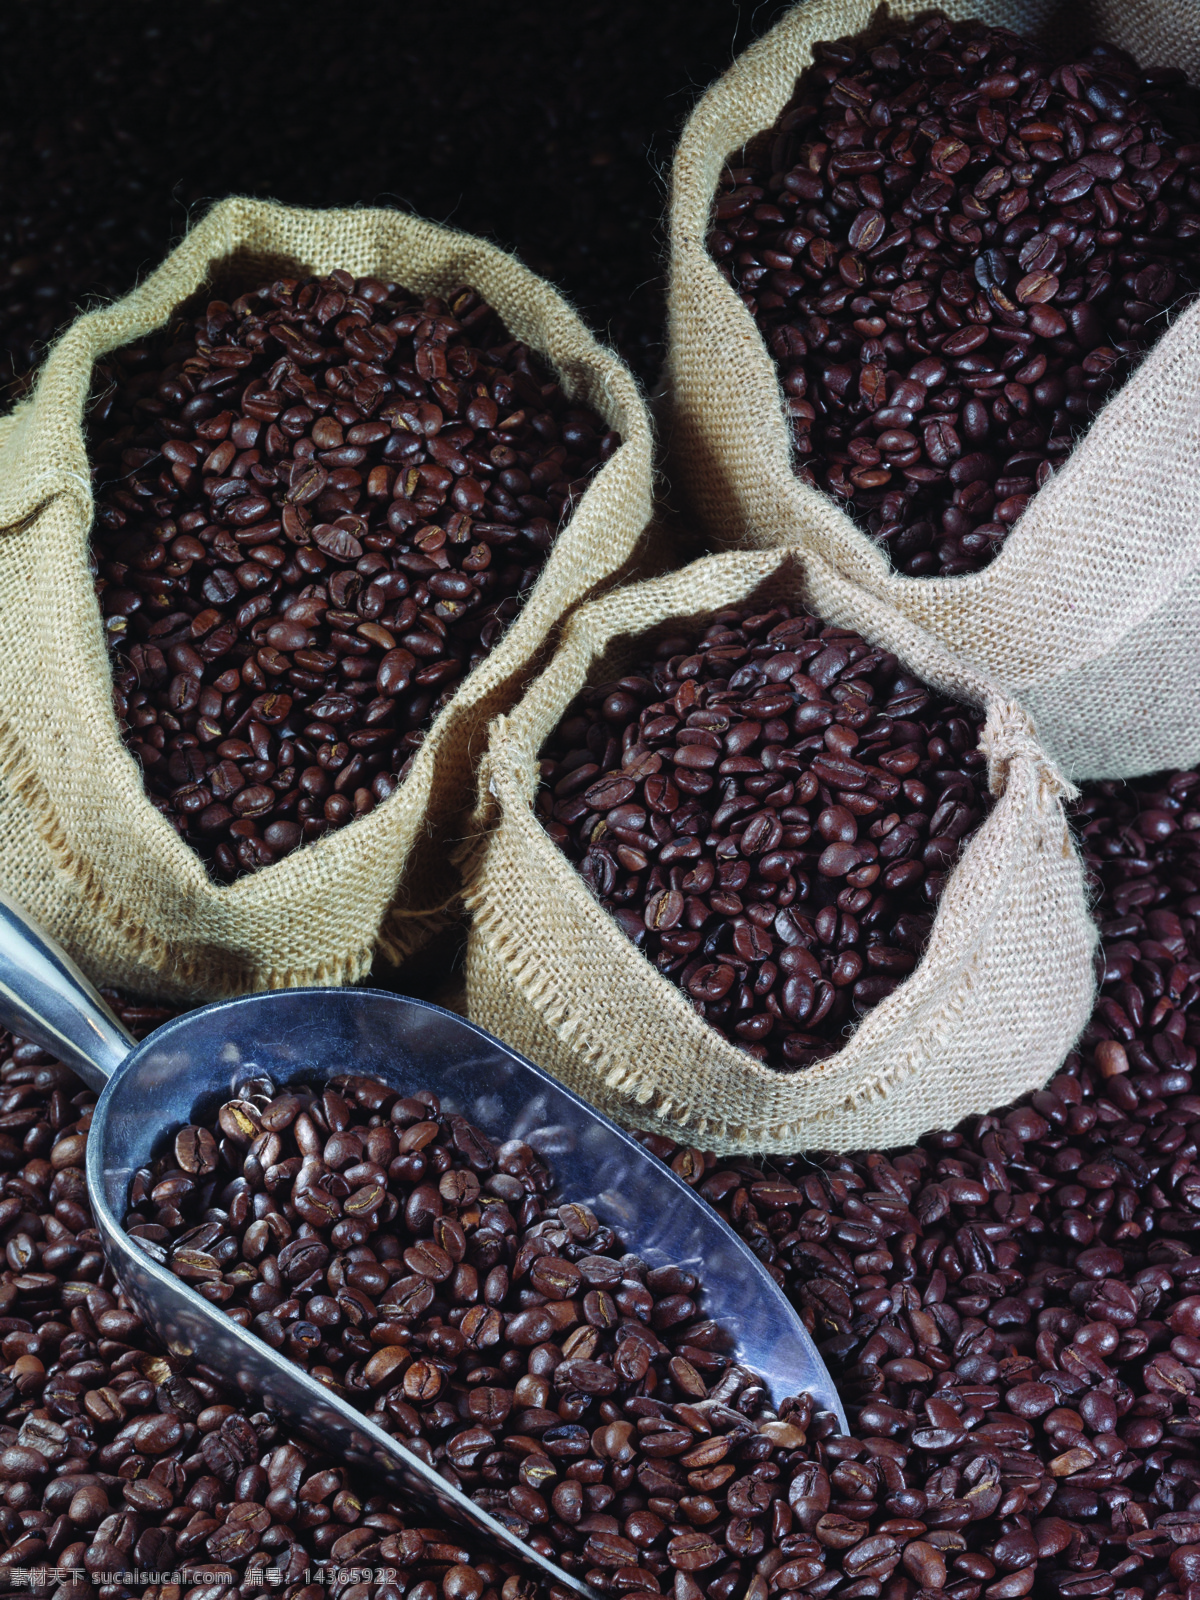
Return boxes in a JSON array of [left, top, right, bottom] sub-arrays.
[[539, 597, 989, 1066], [88, 273, 619, 880], [710, 13, 1200, 575], [174, 1124, 218, 1174]]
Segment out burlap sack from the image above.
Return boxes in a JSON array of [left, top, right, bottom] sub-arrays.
[[0, 197, 653, 1003], [462, 543, 1095, 1156], [664, 0, 1200, 783]]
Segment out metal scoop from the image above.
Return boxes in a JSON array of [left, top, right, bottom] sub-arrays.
[[0, 891, 845, 1596]]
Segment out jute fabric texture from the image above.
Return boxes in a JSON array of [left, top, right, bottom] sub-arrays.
[[0, 197, 654, 1003], [663, 0, 1200, 783], [462, 544, 1096, 1155]]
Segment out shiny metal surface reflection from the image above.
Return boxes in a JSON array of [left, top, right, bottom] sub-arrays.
[[0, 892, 845, 1596]]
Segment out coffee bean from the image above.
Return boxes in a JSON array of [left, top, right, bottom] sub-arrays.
[[710, 13, 1200, 576], [88, 274, 620, 881], [540, 598, 988, 1065], [173, 1124, 218, 1174], [904, 1539, 947, 1587], [668, 1529, 724, 1570]]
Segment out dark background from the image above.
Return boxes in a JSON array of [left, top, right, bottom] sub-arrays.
[[0, 0, 798, 398]]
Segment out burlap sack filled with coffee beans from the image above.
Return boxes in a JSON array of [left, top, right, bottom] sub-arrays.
[[462, 544, 1095, 1155], [0, 197, 653, 1003], [664, 0, 1200, 782]]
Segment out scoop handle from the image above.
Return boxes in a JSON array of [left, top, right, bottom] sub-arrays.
[[0, 891, 135, 1090]]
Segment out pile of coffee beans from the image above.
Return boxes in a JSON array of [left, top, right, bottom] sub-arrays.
[[124, 1073, 838, 1594], [9, 760, 1200, 1600], [536, 599, 990, 1068], [641, 768, 1200, 1600], [88, 271, 619, 881], [709, 12, 1200, 576], [0, 1000, 537, 1600]]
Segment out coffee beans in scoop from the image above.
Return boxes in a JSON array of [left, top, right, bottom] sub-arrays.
[[535, 601, 990, 1069], [88, 271, 620, 881], [125, 1074, 836, 1594], [708, 12, 1200, 576]]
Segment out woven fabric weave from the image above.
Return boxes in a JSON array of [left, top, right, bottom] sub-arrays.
[[663, 0, 1200, 782], [463, 545, 1096, 1155], [0, 197, 654, 1002]]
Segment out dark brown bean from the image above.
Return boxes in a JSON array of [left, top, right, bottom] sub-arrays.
[[174, 1124, 218, 1174], [44, 743, 1200, 1600]]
